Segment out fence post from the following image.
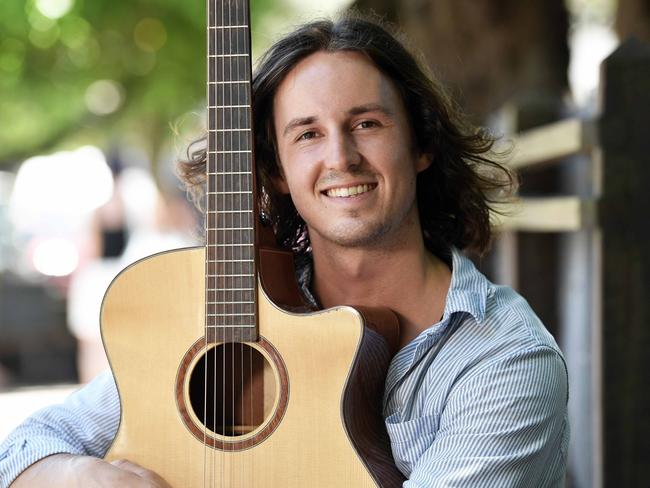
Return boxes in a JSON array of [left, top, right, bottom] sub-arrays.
[[599, 37, 650, 487]]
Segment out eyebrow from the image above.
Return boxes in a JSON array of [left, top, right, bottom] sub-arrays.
[[281, 103, 394, 137]]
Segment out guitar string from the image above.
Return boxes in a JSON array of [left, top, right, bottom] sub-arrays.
[[228, 0, 235, 483], [235, 2, 248, 484], [238, 1, 250, 483], [241, 0, 250, 482], [233, 0, 242, 484], [219, 1, 226, 485], [203, 2, 214, 486]]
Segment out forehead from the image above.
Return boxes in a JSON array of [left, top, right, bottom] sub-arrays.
[[272, 50, 403, 119]]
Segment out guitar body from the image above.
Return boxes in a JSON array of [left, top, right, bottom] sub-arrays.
[[101, 247, 404, 487]]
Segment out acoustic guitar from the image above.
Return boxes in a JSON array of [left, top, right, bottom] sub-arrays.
[[101, 1, 405, 486]]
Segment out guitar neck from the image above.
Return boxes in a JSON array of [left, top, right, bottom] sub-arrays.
[[206, 0, 257, 343]]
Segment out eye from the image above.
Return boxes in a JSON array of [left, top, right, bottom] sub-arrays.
[[355, 120, 379, 130], [296, 130, 318, 141]]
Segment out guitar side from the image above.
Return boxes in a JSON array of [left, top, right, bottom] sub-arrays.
[[101, 247, 390, 487]]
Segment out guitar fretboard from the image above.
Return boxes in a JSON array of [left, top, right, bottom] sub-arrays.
[[206, 0, 256, 343]]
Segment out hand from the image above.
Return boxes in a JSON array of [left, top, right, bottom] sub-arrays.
[[11, 454, 172, 487]]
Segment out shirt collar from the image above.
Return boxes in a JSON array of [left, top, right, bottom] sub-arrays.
[[441, 247, 490, 324]]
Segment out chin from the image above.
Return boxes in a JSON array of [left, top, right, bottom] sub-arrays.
[[321, 222, 392, 248]]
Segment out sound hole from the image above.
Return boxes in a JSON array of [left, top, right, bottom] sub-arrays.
[[188, 342, 276, 437]]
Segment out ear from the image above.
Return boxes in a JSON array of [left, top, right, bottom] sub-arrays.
[[415, 152, 433, 173]]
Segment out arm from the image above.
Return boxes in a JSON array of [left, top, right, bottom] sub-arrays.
[[0, 370, 119, 486], [0, 370, 169, 487], [403, 346, 569, 487]]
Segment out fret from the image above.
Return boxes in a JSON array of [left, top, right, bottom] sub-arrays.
[[210, 173, 252, 190], [206, 219, 254, 233], [208, 80, 249, 84], [208, 87, 251, 109], [208, 132, 252, 152], [207, 215, 253, 231], [209, 57, 249, 82], [206, 209, 254, 213], [207, 264, 254, 275], [207, 321, 255, 327], [207, 300, 254, 307], [208, 104, 250, 108], [210, 25, 249, 30], [206, 285, 255, 294], [206, 273, 254, 282], [205, 274, 254, 281], [205, 236, 253, 243], [206, 200, 253, 215], [207, 155, 252, 173], [205, 227, 253, 231], [210, 150, 252, 154], [211, 259, 254, 263], [206, 285, 256, 293], [207, 273, 254, 277], [209, 54, 249, 58], [206, 325, 255, 328], [206, 283, 254, 292], [206, 231, 253, 245], [206, 247, 254, 262], [206, 265, 254, 280], [206, 287, 255, 291], [209, 243, 254, 247], [208, 29, 249, 56], [206, 295, 254, 306], [207, 212, 252, 225], [207, 300, 254, 303], [206, 189, 251, 202], [209, 128, 251, 132], [208, 106, 250, 130], [208, 312, 255, 316]]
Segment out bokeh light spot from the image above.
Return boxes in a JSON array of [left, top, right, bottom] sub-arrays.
[[32, 237, 79, 276], [35, 0, 74, 20], [134, 18, 167, 53], [28, 25, 60, 49], [85, 79, 124, 115], [60, 15, 91, 49]]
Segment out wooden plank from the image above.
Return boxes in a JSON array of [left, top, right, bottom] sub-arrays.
[[506, 118, 596, 169], [491, 196, 595, 232]]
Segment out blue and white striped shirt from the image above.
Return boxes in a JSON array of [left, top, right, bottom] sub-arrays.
[[0, 248, 568, 487]]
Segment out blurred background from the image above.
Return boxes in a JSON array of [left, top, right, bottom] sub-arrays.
[[1, 0, 649, 487]]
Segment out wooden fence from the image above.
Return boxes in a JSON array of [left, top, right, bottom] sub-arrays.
[[490, 38, 650, 488]]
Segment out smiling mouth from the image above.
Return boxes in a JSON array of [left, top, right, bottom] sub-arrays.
[[324, 183, 377, 198]]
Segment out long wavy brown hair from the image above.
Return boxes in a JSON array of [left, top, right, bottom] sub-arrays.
[[179, 13, 516, 258]]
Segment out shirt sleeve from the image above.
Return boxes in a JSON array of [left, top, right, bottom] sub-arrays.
[[0, 370, 120, 487], [403, 345, 569, 488]]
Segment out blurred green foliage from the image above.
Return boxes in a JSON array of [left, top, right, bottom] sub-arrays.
[[0, 0, 282, 167]]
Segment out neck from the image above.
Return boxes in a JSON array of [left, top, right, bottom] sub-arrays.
[[310, 228, 452, 347]]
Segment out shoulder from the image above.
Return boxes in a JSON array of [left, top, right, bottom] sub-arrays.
[[429, 276, 568, 410], [448, 280, 564, 367]]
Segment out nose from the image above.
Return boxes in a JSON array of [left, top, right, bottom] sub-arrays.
[[324, 131, 361, 171]]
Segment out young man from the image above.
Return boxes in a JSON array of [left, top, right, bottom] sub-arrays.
[[1, 16, 568, 487]]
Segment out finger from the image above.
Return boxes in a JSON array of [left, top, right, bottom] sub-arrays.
[[110, 459, 172, 487]]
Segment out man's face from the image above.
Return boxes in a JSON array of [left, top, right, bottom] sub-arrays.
[[272, 50, 430, 249]]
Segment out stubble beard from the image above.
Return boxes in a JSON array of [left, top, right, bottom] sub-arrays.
[[311, 199, 419, 250]]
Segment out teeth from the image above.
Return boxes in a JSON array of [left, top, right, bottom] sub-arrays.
[[326, 184, 374, 198]]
